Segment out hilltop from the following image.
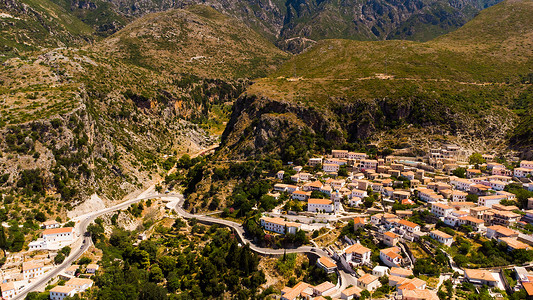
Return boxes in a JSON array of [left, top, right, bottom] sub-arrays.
[[94, 5, 289, 79], [220, 0, 533, 160]]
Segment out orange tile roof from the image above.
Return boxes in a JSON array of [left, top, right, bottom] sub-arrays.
[[464, 269, 497, 282], [318, 256, 337, 269], [50, 286, 76, 294], [431, 230, 453, 240], [523, 282, 533, 296], [358, 273, 378, 285], [23, 262, 43, 271], [313, 281, 335, 292], [399, 219, 419, 229], [308, 198, 332, 205], [384, 231, 399, 238], [42, 227, 74, 235], [66, 278, 94, 287], [342, 285, 362, 297], [390, 267, 413, 277], [345, 243, 371, 255], [353, 217, 366, 224]]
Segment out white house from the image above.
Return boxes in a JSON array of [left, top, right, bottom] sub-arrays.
[[23, 262, 44, 279], [308, 157, 323, 167], [351, 189, 368, 199], [344, 243, 372, 265], [49, 286, 77, 300], [317, 256, 337, 273], [431, 202, 453, 219], [308, 198, 334, 213], [1, 282, 16, 299], [86, 264, 99, 274], [520, 160, 533, 169], [380, 247, 402, 267], [357, 273, 381, 291], [323, 163, 340, 173], [478, 195, 507, 208], [372, 266, 389, 277], [42, 227, 75, 245], [450, 178, 473, 191], [66, 277, 94, 292], [360, 160, 378, 171], [292, 190, 311, 201], [260, 217, 301, 235], [430, 230, 453, 247], [514, 168, 533, 178], [42, 220, 60, 229], [398, 220, 421, 238]]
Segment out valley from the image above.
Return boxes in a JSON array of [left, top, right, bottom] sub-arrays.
[[0, 0, 533, 299]]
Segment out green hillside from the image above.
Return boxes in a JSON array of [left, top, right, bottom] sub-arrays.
[[94, 5, 289, 79], [221, 0, 533, 159]]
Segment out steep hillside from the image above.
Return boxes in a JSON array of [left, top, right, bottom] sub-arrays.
[[94, 5, 289, 79], [102, 0, 501, 47], [0, 5, 288, 224], [220, 0, 533, 161], [0, 0, 95, 58]]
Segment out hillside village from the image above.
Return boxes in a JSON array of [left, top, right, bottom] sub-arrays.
[[257, 147, 533, 300]]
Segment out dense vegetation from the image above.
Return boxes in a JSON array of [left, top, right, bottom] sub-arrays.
[[86, 219, 270, 299]]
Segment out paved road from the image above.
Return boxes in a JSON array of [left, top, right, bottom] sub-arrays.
[[14, 188, 164, 299], [171, 194, 330, 257]]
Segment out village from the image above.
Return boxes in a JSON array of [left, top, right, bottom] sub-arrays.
[[0, 217, 99, 300], [259, 147, 533, 300]]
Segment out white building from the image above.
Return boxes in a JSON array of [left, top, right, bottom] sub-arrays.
[[351, 189, 368, 199], [66, 277, 94, 292], [360, 160, 378, 171], [292, 190, 311, 201], [23, 262, 44, 279], [514, 168, 533, 178], [86, 264, 99, 274], [49, 286, 77, 300], [42, 220, 60, 229], [380, 247, 402, 267], [260, 217, 301, 235], [307, 198, 334, 213], [323, 163, 340, 173], [430, 230, 453, 247], [431, 202, 453, 219], [478, 195, 507, 208], [1, 282, 16, 299], [344, 243, 372, 265], [450, 178, 473, 191]]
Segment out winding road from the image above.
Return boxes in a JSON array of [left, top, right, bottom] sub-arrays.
[[16, 189, 353, 298]]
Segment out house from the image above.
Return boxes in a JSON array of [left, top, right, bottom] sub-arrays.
[[317, 256, 337, 273], [458, 216, 485, 232], [274, 183, 288, 192], [86, 264, 99, 274], [383, 231, 399, 247], [380, 247, 402, 267], [42, 220, 60, 229], [292, 190, 311, 201], [49, 286, 77, 300], [340, 285, 362, 300], [397, 278, 427, 296], [498, 237, 530, 251], [353, 217, 366, 231], [344, 243, 372, 265], [260, 217, 301, 235], [478, 195, 507, 208], [398, 219, 421, 238], [1, 282, 16, 300], [66, 277, 94, 292], [450, 178, 473, 191], [42, 227, 75, 244], [402, 289, 439, 300], [276, 171, 285, 180], [65, 264, 79, 276], [360, 159, 379, 171], [372, 266, 389, 277], [281, 282, 314, 300], [332, 150, 349, 158], [523, 282, 533, 300], [323, 163, 340, 173], [431, 202, 453, 219], [490, 210, 520, 227], [23, 262, 44, 279], [443, 210, 469, 227], [351, 189, 368, 199], [466, 169, 482, 179], [308, 198, 334, 213], [313, 281, 336, 296], [451, 190, 468, 202], [464, 269, 498, 286], [349, 197, 362, 207], [485, 225, 519, 239], [357, 273, 381, 291], [514, 168, 533, 178], [470, 184, 492, 196], [390, 267, 413, 278], [348, 152, 368, 161], [430, 230, 453, 247], [308, 158, 323, 167]]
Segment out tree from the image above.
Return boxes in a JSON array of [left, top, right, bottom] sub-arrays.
[[0, 226, 6, 249], [452, 167, 466, 178], [139, 282, 168, 300], [34, 211, 46, 222], [60, 246, 71, 256], [469, 153, 485, 165], [55, 252, 65, 264]]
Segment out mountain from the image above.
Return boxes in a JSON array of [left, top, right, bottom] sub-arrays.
[[101, 0, 502, 46], [0, 5, 288, 211], [219, 0, 533, 162], [94, 5, 289, 79]]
